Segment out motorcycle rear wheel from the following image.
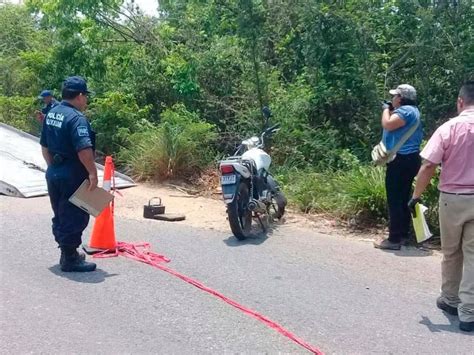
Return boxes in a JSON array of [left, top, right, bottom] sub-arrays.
[[227, 182, 252, 240], [269, 191, 286, 220]]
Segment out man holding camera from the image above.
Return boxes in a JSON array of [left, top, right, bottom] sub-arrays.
[[409, 81, 474, 332]]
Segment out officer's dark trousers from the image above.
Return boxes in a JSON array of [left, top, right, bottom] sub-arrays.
[[385, 152, 421, 243], [46, 166, 89, 248]]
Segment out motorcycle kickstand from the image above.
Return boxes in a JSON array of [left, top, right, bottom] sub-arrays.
[[257, 214, 267, 232]]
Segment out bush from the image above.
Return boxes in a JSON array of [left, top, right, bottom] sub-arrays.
[[119, 104, 217, 180], [268, 75, 344, 170], [88, 92, 153, 155], [0, 96, 39, 135]]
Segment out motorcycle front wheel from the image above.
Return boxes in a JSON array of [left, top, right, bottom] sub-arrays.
[[227, 182, 252, 240]]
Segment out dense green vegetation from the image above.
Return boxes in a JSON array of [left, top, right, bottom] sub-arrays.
[[1, 1, 472, 231]]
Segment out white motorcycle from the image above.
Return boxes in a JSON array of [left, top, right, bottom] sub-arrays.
[[219, 107, 287, 240]]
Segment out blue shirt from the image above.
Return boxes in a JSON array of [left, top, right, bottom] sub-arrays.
[[382, 105, 423, 155], [40, 101, 95, 177]]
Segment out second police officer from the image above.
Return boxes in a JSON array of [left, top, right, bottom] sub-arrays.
[[36, 89, 59, 123]]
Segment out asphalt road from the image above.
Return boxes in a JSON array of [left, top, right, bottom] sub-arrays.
[[1, 195, 473, 354]]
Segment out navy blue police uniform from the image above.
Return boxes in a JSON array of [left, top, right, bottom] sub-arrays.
[[38, 90, 59, 118], [41, 97, 59, 117], [40, 100, 96, 248]]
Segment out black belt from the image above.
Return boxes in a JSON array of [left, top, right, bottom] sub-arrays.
[[52, 154, 78, 166], [441, 191, 474, 196]]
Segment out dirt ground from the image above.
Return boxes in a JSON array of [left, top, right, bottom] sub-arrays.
[[114, 183, 387, 241]]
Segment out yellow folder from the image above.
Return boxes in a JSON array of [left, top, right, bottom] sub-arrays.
[[412, 203, 433, 243]]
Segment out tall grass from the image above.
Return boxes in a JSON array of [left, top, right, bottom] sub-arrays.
[[277, 164, 440, 232], [278, 166, 386, 220]]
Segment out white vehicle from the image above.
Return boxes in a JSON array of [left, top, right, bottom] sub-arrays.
[[219, 107, 287, 240]]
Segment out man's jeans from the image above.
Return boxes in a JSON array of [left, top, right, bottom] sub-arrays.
[[438, 193, 474, 322], [385, 153, 421, 243]]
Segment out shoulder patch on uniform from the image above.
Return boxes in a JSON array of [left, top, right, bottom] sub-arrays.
[[77, 126, 89, 137]]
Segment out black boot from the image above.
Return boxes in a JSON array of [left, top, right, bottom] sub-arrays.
[[59, 249, 86, 265], [460, 321, 474, 332], [60, 246, 96, 272]]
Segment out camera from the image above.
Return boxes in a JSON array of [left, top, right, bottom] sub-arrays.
[[382, 100, 394, 111]]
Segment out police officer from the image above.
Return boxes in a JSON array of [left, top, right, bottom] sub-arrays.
[[36, 90, 59, 123], [40, 76, 98, 272]]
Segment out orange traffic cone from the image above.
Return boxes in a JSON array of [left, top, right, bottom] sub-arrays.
[[83, 156, 117, 254]]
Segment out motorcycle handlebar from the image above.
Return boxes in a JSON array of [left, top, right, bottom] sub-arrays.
[[233, 144, 244, 156], [231, 123, 281, 155], [263, 123, 280, 136]]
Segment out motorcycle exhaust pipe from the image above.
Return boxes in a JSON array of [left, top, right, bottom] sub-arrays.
[[248, 199, 266, 213]]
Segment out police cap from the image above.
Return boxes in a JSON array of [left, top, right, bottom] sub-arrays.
[[37, 90, 53, 99], [62, 76, 92, 94]]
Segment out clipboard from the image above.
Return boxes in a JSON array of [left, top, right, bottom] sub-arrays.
[[69, 180, 114, 217]]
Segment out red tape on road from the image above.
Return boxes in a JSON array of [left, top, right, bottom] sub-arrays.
[[94, 242, 323, 355]]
